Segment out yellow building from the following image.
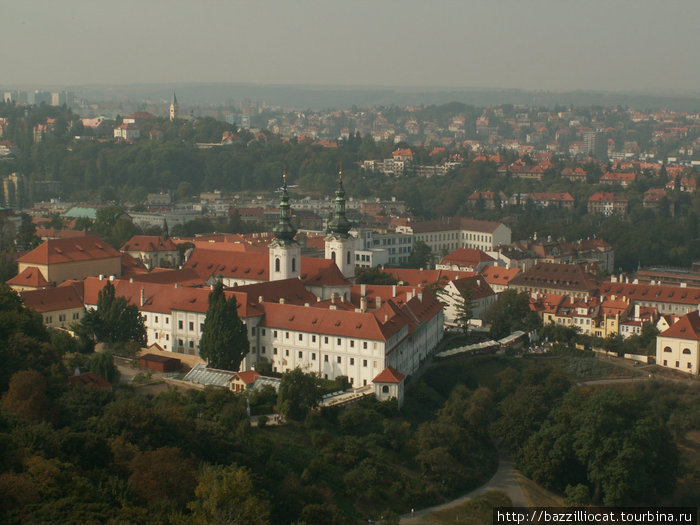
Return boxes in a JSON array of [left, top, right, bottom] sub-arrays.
[[17, 235, 121, 284]]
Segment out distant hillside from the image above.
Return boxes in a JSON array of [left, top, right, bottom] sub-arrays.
[[66, 83, 700, 111]]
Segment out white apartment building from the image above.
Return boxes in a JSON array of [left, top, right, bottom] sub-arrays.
[[398, 217, 511, 255]]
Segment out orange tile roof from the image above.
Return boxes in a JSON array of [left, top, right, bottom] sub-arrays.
[[18, 235, 121, 265], [440, 248, 494, 266], [233, 370, 261, 385], [598, 282, 700, 306], [20, 283, 83, 313], [479, 266, 520, 286], [7, 266, 49, 288], [372, 366, 405, 383], [660, 310, 700, 340]]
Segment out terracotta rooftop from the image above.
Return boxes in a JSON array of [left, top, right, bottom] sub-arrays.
[[372, 367, 405, 384], [18, 235, 121, 265], [20, 283, 84, 313], [121, 235, 178, 253], [7, 266, 49, 288], [660, 310, 700, 340]]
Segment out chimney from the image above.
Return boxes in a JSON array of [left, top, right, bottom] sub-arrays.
[[340, 295, 345, 303], [99, 275, 104, 281], [109, 275, 114, 281], [476, 279, 481, 287], [418, 291, 423, 302], [360, 296, 367, 312], [331, 292, 336, 304], [259, 295, 264, 303], [375, 296, 381, 309], [384, 314, 388, 323], [304, 303, 310, 307], [330, 304, 337, 310], [174, 283, 178, 288], [279, 298, 285, 304], [361, 283, 366, 297], [140, 287, 145, 307], [392, 285, 396, 297], [317, 296, 321, 302], [210, 284, 214, 290], [129, 277, 134, 283]]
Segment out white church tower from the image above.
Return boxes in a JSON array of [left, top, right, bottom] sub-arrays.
[[269, 173, 301, 281], [325, 171, 355, 279], [169, 92, 178, 121]]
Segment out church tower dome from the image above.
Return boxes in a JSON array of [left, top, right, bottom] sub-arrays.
[[269, 173, 301, 281], [325, 170, 355, 279]]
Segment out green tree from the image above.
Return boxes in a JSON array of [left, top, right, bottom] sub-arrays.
[[79, 281, 146, 347], [188, 464, 271, 525], [276, 368, 322, 421], [1, 369, 51, 422], [452, 286, 474, 334], [355, 266, 398, 285], [199, 281, 249, 371], [89, 350, 121, 384], [406, 240, 432, 269], [483, 289, 541, 339]]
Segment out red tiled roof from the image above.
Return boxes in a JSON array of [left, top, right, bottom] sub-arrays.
[[18, 235, 121, 265], [67, 372, 112, 389], [233, 370, 260, 385], [184, 249, 270, 281], [386, 268, 474, 288], [7, 266, 49, 288], [660, 310, 700, 340], [234, 278, 318, 306], [259, 302, 403, 341], [299, 258, 349, 287], [121, 253, 149, 277], [588, 192, 628, 203], [410, 217, 504, 234], [121, 235, 178, 253], [372, 367, 405, 383], [451, 275, 495, 300], [440, 248, 494, 266], [598, 282, 700, 306], [479, 266, 520, 286], [20, 283, 84, 313]]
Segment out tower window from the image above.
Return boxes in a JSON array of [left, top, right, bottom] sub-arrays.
[[331, 251, 336, 261], [347, 251, 351, 264], [275, 258, 280, 272], [292, 257, 296, 272]]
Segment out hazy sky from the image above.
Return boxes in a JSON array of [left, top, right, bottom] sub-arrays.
[[2, 0, 699, 92]]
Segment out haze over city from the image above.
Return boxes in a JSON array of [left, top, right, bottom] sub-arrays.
[[2, 0, 700, 94]]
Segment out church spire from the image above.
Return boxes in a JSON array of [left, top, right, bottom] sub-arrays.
[[169, 92, 178, 121], [272, 171, 297, 245], [326, 168, 352, 239]]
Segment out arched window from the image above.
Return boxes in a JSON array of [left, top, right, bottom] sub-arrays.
[[291, 257, 296, 272], [664, 346, 672, 353], [275, 258, 280, 272], [331, 251, 336, 261], [347, 250, 351, 265], [382, 385, 389, 394], [682, 348, 691, 355]]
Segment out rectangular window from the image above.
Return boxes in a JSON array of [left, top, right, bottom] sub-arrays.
[[350, 358, 354, 365], [273, 348, 278, 355], [337, 356, 341, 364], [337, 338, 341, 346], [324, 355, 329, 362], [262, 329, 266, 336], [144, 315, 148, 322], [363, 342, 368, 349], [155, 316, 159, 323], [312, 335, 316, 343], [676, 361, 679, 367], [363, 359, 367, 367], [298, 334, 303, 341], [298, 351, 303, 358], [261, 346, 266, 354], [363, 379, 367, 386], [251, 327, 256, 336], [166, 334, 169, 341], [285, 349, 289, 357], [285, 332, 289, 339], [189, 341, 194, 348], [178, 339, 183, 347], [189, 322, 194, 331], [274, 330, 278, 338], [350, 378, 354, 385], [178, 320, 183, 329], [166, 318, 169, 324], [200, 323, 204, 332], [324, 336, 329, 344], [312, 353, 316, 360], [350, 340, 354, 348]]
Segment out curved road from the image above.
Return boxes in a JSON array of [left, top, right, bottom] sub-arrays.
[[400, 450, 527, 524]]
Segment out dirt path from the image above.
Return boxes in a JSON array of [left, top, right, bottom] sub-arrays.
[[399, 450, 527, 524]]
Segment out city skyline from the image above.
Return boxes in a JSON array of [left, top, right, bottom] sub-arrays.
[[2, 1, 699, 93]]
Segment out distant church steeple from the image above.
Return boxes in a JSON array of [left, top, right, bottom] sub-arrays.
[[269, 172, 300, 281], [325, 169, 355, 279], [169, 92, 178, 121]]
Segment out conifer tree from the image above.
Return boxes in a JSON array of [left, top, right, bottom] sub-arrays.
[[199, 281, 249, 371]]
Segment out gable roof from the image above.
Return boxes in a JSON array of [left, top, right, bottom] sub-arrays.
[[660, 310, 700, 340], [20, 283, 84, 313], [7, 266, 49, 288], [479, 266, 520, 286], [372, 367, 405, 383], [440, 248, 494, 267], [509, 262, 600, 294], [18, 235, 121, 265], [410, 217, 505, 234]]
